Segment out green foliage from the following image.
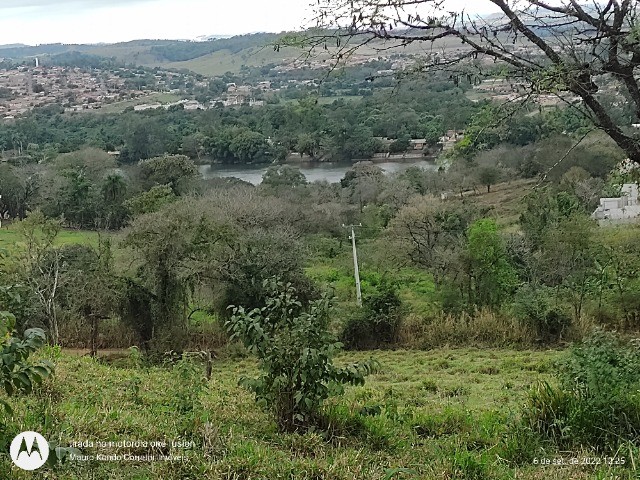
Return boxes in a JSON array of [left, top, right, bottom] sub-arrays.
[[138, 154, 199, 195], [452, 105, 547, 158], [56, 240, 120, 356], [124, 184, 178, 216], [341, 282, 402, 350], [520, 189, 583, 250], [510, 285, 570, 342], [120, 280, 155, 348], [388, 135, 410, 154], [526, 330, 640, 451], [261, 165, 307, 188], [477, 166, 500, 193], [122, 202, 223, 348], [229, 130, 271, 163], [449, 449, 488, 480], [467, 219, 517, 309], [168, 356, 208, 435], [227, 279, 377, 432], [0, 311, 53, 413]]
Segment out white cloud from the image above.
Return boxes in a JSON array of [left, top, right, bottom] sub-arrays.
[[0, 0, 507, 45], [0, 0, 311, 45]]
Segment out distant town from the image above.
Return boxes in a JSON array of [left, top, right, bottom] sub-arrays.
[[0, 38, 621, 121]]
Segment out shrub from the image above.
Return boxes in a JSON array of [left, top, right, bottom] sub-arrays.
[[525, 330, 640, 451], [511, 285, 571, 342], [0, 311, 53, 414], [227, 279, 377, 432], [398, 310, 533, 349], [341, 282, 402, 350], [170, 356, 208, 436]]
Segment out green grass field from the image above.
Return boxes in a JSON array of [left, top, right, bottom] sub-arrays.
[[0, 224, 100, 253], [1, 347, 634, 479]]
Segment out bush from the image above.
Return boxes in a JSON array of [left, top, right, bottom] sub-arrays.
[[511, 285, 571, 342], [169, 357, 208, 436], [0, 311, 53, 414], [227, 279, 377, 432], [525, 330, 640, 451], [341, 282, 402, 350], [397, 310, 533, 349]]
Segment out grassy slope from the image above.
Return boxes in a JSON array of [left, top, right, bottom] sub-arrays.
[[164, 46, 305, 76], [472, 178, 538, 230], [0, 224, 100, 253], [4, 347, 628, 480], [164, 38, 468, 77], [0, 183, 636, 478]]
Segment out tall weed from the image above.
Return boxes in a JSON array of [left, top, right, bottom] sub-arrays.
[[525, 330, 640, 452]]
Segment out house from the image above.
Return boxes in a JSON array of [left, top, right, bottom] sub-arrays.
[[410, 139, 427, 150], [592, 183, 640, 224]]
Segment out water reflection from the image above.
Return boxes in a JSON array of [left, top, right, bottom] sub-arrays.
[[199, 159, 439, 185]]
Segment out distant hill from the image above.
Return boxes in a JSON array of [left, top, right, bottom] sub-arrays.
[[0, 43, 27, 49], [0, 28, 492, 77], [0, 33, 291, 75]]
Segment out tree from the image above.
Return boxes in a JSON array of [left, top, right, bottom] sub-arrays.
[[138, 155, 198, 195], [386, 196, 481, 285], [126, 123, 150, 163], [55, 169, 96, 228], [212, 226, 316, 317], [53, 148, 117, 182], [17, 211, 62, 344], [341, 163, 386, 211], [478, 166, 501, 193], [539, 213, 597, 321], [388, 134, 411, 154], [227, 279, 376, 432], [0, 165, 27, 219], [57, 241, 119, 357], [467, 219, 518, 308], [99, 174, 128, 229], [124, 184, 177, 217], [122, 200, 225, 349], [296, 133, 325, 160], [261, 165, 307, 188], [307, 1, 640, 164], [229, 130, 270, 164], [101, 174, 127, 204]]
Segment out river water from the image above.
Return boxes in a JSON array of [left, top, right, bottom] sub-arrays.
[[199, 159, 439, 185]]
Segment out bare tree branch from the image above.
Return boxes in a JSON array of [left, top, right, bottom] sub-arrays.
[[304, 0, 640, 162]]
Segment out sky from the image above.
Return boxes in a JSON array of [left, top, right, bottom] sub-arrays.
[[0, 0, 503, 46]]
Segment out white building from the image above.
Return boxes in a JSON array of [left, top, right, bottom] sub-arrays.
[[592, 183, 640, 224]]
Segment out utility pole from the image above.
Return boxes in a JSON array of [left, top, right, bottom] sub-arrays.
[[343, 224, 362, 307]]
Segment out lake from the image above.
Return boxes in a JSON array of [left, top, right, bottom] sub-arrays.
[[199, 159, 439, 185]]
